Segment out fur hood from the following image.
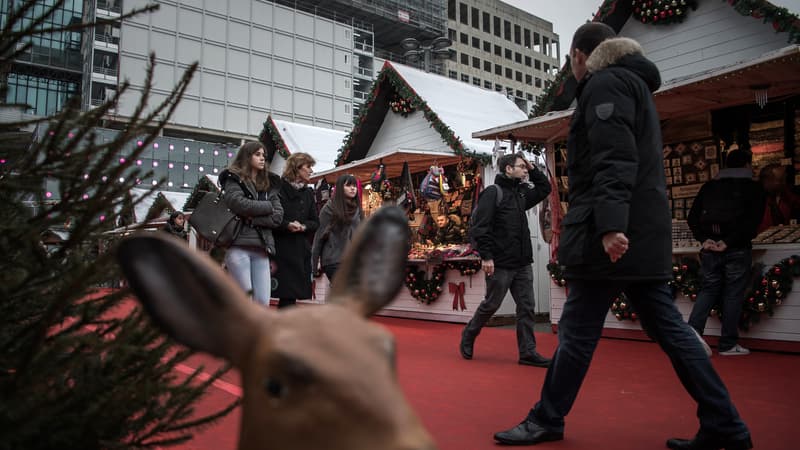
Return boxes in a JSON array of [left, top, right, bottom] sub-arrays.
[[586, 37, 661, 92]]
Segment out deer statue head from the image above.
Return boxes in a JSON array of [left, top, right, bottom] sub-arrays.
[[116, 206, 436, 450]]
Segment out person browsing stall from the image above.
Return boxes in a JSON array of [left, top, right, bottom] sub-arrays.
[[219, 142, 284, 306], [311, 174, 363, 282], [271, 152, 319, 309], [687, 149, 765, 356], [492, 23, 752, 450]]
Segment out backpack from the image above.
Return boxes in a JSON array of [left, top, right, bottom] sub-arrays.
[[468, 184, 503, 250]]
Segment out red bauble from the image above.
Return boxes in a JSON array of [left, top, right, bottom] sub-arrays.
[[774, 266, 782, 275], [681, 264, 688, 271]]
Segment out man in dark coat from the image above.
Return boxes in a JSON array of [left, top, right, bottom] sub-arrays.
[[460, 152, 551, 367], [687, 150, 765, 356], [493, 23, 752, 450]]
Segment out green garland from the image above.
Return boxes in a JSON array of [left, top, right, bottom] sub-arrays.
[[530, 63, 571, 118], [404, 264, 447, 304], [632, 0, 699, 25], [668, 257, 701, 299], [611, 292, 638, 321], [403, 260, 483, 304], [389, 94, 415, 117], [728, 0, 800, 43], [737, 255, 800, 330], [258, 119, 290, 160], [335, 65, 491, 166], [445, 259, 482, 276]]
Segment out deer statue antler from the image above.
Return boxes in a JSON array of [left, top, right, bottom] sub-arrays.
[[116, 206, 437, 450]]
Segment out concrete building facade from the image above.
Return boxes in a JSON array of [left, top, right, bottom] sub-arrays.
[[443, 0, 560, 112]]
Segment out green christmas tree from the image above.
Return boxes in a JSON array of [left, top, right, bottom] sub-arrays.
[[0, 1, 238, 448]]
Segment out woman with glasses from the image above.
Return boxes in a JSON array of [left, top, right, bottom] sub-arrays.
[[271, 152, 319, 308]]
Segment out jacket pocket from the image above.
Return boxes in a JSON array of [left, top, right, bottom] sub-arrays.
[[557, 205, 592, 265]]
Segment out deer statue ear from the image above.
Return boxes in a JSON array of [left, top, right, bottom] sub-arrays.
[[116, 233, 267, 363], [328, 206, 411, 317]]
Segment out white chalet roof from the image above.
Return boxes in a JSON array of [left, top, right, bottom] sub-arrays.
[[271, 119, 346, 173], [389, 62, 528, 155], [130, 187, 190, 223]]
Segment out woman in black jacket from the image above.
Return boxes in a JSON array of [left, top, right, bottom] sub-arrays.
[[311, 174, 363, 282], [220, 142, 283, 306], [271, 152, 319, 308]]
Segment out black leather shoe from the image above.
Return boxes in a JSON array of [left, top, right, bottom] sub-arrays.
[[519, 352, 551, 368], [494, 419, 563, 445], [666, 433, 753, 450], [459, 329, 474, 360]]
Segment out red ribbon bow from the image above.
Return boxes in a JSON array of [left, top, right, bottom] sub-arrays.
[[450, 281, 466, 311]]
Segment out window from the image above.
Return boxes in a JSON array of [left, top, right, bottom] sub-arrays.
[[459, 2, 468, 24], [544, 63, 550, 72], [495, 63, 502, 75], [527, 93, 534, 101], [461, 53, 469, 65], [515, 52, 522, 64], [483, 60, 491, 72], [448, 28, 456, 42], [524, 29, 531, 48], [461, 74, 470, 82], [514, 25, 521, 45], [535, 77, 542, 88], [471, 7, 479, 29], [543, 36, 550, 56], [448, 49, 457, 61], [534, 59, 541, 70], [482, 12, 490, 32], [504, 48, 512, 60], [472, 76, 481, 86], [493, 16, 501, 37], [484, 80, 492, 89], [515, 71, 522, 82], [448, 0, 456, 20], [525, 74, 532, 85], [449, 70, 458, 79], [483, 41, 491, 52], [516, 89, 523, 97], [504, 20, 511, 41], [460, 32, 468, 44], [472, 37, 480, 49], [494, 44, 501, 56], [525, 56, 531, 67], [495, 83, 503, 92], [505, 67, 512, 79], [472, 56, 480, 69]]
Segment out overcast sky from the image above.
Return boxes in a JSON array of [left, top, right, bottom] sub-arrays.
[[501, 0, 800, 66]]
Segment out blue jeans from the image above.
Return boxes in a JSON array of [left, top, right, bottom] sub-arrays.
[[463, 265, 538, 358], [530, 279, 748, 439], [689, 248, 751, 351], [225, 246, 271, 305]]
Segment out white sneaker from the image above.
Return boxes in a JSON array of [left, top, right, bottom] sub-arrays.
[[690, 328, 712, 357], [719, 344, 750, 356]]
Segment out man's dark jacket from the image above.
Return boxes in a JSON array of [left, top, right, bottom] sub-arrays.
[[558, 37, 671, 280], [471, 168, 551, 269], [687, 169, 765, 249]]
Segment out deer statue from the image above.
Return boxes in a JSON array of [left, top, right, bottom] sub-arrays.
[[116, 206, 437, 450]]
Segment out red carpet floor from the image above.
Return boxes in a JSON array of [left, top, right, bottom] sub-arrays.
[[174, 316, 799, 450]]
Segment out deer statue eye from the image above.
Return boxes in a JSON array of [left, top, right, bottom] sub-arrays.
[[263, 377, 287, 399]]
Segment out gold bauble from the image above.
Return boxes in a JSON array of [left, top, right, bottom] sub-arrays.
[[771, 280, 779, 289], [757, 303, 766, 312]]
